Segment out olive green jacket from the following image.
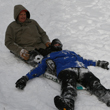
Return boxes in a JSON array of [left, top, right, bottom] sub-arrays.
[[5, 5, 50, 57]]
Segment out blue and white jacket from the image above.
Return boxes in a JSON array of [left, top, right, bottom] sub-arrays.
[[26, 50, 96, 80]]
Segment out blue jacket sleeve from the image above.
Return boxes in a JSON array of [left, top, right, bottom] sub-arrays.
[[68, 50, 96, 67], [26, 59, 47, 80], [78, 55, 96, 67], [82, 58, 96, 66]]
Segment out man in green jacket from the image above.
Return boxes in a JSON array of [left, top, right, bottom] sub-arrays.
[[5, 4, 51, 66]]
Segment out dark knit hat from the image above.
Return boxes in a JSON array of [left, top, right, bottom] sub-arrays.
[[51, 39, 63, 51]]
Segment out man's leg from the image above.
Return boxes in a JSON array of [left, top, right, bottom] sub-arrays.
[[10, 50, 42, 67], [79, 68, 110, 107], [54, 69, 78, 110]]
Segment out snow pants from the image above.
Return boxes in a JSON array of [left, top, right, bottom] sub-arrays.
[[58, 68, 108, 106]]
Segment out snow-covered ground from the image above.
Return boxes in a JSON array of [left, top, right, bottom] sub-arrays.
[[0, 0, 110, 110]]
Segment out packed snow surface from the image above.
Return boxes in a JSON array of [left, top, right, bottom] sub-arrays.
[[0, 0, 110, 110]]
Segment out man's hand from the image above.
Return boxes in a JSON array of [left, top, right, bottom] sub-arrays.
[[20, 49, 30, 60], [15, 76, 28, 90], [45, 42, 51, 47], [97, 60, 109, 70]]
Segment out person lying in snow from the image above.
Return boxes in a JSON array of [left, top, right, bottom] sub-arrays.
[[15, 39, 110, 110]]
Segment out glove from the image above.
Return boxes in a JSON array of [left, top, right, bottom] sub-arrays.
[[15, 76, 28, 90], [45, 42, 51, 47], [97, 60, 109, 70], [20, 49, 30, 60]]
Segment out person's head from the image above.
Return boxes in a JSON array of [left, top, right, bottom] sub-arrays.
[[14, 4, 30, 22], [51, 39, 63, 51], [18, 10, 27, 23]]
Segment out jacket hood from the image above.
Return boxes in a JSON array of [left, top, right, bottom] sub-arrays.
[[14, 4, 30, 21]]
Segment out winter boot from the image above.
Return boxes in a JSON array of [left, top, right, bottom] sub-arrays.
[[79, 71, 110, 107], [89, 80, 110, 107], [54, 95, 74, 110], [96, 88, 110, 107]]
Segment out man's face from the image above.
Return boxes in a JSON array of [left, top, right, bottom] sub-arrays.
[[18, 11, 27, 23], [54, 43, 60, 47]]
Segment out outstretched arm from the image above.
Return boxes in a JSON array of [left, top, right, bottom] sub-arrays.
[[82, 57, 109, 70], [15, 59, 47, 89], [77, 54, 109, 70]]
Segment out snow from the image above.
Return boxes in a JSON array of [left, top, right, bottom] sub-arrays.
[[0, 0, 110, 110]]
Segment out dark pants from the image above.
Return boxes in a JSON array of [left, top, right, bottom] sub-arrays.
[[10, 50, 41, 67], [58, 68, 107, 104]]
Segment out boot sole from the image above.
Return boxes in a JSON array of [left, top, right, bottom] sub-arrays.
[[54, 96, 74, 110]]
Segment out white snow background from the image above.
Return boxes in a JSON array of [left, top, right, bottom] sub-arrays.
[[0, 0, 110, 110]]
